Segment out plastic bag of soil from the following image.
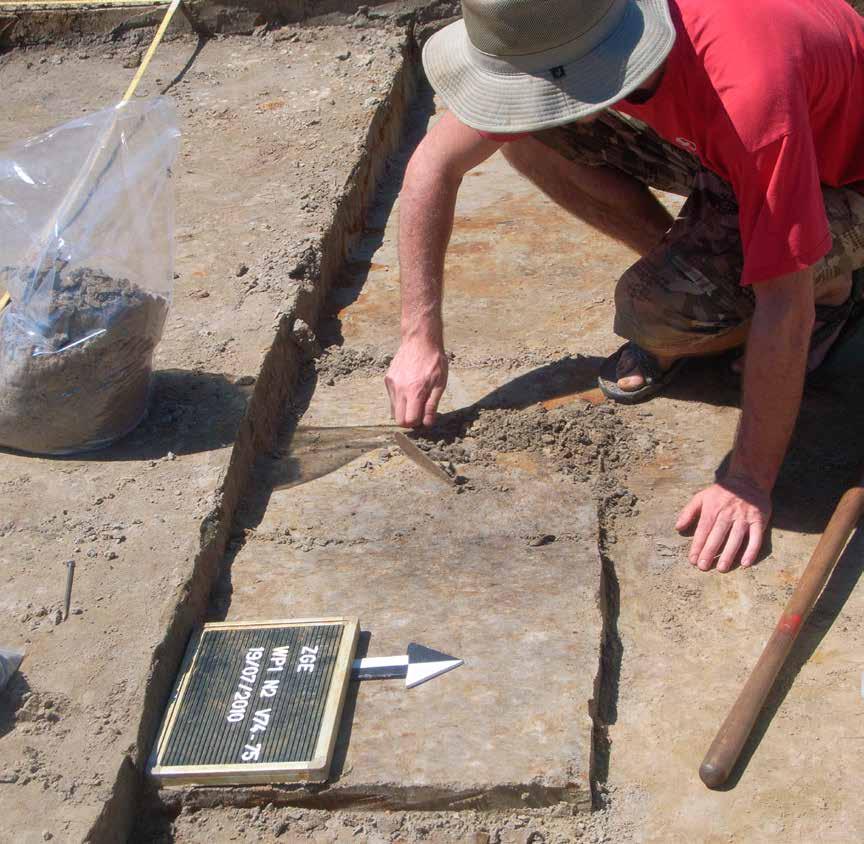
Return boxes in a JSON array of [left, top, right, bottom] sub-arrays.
[[0, 647, 24, 692], [0, 97, 180, 455]]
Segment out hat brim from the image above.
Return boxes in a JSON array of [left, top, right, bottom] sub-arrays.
[[422, 0, 675, 133]]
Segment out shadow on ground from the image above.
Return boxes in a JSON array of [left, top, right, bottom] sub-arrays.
[[159, 34, 208, 97], [207, 365, 318, 622], [0, 672, 31, 741], [694, 363, 864, 535], [104, 368, 251, 461], [0, 368, 251, 463]]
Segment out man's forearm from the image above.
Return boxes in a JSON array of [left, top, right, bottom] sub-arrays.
[[385, 112, 499, 428], [397, 163, 460, 346], [729, 269, 815, 491]]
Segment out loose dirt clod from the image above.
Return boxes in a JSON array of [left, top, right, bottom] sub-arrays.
[[415, 402, 658, 535], [314, 344, 393, 382], [0, 267, 168, 455], [419, 403, 656, 482]]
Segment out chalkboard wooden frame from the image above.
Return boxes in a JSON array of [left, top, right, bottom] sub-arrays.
[[148, 617, 359, 786]]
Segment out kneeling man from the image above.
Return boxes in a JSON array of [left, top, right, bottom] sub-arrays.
[[385, 0, 864, 571]]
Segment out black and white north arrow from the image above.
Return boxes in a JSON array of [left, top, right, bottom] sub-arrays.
[[351, 643, 463, 688]]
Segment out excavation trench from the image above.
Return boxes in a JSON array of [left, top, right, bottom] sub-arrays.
[[8, 6, 864, 844], [120, 32, 428, 838], [135, 65, 657, 827]]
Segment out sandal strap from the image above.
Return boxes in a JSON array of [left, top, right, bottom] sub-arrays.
[[626, 342, 665, 386], [814, 297, 854, 326], [812, 269, 864, 348], [852, 267, 864, 302]]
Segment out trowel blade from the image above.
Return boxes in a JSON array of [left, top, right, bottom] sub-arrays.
[[392, 432, 455, 488]]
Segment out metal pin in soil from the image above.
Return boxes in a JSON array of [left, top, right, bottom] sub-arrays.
[[63, 559, 75, 621]]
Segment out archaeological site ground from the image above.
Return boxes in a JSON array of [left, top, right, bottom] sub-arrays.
[[2, 1, 864, 841]]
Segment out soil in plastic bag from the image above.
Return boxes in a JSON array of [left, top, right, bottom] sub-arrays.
[[0, 267, 168, 455], [0, 97, 179, 455]]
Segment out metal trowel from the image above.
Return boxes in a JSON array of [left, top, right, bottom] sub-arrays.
[[392, 432, 456, 488], [267, 424, 457, 490]]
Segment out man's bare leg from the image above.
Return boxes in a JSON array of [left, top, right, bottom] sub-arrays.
[[501, 137, 686, 390], [501, 136, 674, 258]]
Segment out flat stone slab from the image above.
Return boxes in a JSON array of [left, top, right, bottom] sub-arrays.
[[223, 450, 602, 809]]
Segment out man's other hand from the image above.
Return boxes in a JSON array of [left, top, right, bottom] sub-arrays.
[[675, 476, 771, 572], [385, 338, 449, 428]]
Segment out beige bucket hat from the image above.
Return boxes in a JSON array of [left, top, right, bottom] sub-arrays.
[[422, 0, 676, 133]]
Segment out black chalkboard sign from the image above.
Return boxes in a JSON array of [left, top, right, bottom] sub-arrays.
[[148, 618, 359, 785]]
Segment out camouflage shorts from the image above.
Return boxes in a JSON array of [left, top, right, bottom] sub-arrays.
[[535, 112, 864, 354]]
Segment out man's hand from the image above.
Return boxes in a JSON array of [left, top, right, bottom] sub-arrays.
[[385, 338, 449, 428], [676, 475, 771, 572], [675, 267, 813, 574]]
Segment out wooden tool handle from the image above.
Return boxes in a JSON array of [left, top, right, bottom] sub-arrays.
[[700, 481, 864, 788], [121, 0, 182, 104]]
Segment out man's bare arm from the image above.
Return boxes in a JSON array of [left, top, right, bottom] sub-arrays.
[[677, 267, 815, 570], [385, 111, 501, 427], [732, 268, 815, 488]]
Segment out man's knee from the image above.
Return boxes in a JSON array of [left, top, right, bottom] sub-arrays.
[[499, 136, 544, 175], [615, 266, 694, 353], [614, 260, 750, 355]]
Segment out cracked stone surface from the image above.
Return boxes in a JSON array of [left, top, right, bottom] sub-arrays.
[[223, 458, 601, 808]]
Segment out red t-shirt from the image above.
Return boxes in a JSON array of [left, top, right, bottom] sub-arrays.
[[615, 0, 864, 284]]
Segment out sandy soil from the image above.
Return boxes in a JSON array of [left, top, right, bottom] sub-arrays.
[[3, 4, 864, 843], [0, 21, 409, 843], [153, 797, 641, 843]]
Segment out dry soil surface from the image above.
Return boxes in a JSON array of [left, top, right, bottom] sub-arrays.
[[0, 21, 409, 843], [146, 91, 864, 842]]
